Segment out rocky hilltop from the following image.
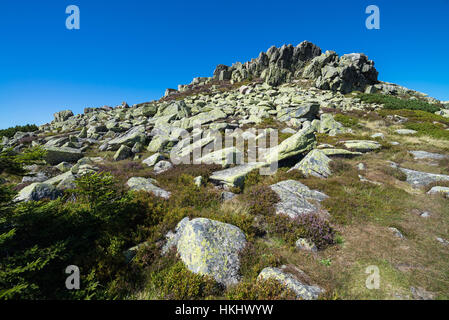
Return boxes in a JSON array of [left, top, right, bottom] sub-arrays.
[[1, 41, 449, 300]]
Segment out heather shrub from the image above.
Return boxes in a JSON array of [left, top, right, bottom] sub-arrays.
[[295, 213, 336, 249], [226, 279, 296, 300], [238, 242, 284, 281], [245, 185, 280, 216], [148, 261, 221, 299]]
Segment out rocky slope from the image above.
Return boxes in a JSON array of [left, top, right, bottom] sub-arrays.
[[1, 41, 449, 300]]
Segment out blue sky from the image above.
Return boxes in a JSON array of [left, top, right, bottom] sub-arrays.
[[0, 0, 448, 129]]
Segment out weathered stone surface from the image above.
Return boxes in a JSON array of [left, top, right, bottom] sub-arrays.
[[14, 183, 61, 202], [126, 177, 171, 199], [395, 129, 417, 135], [390, 162, 449, 187], [320, 148, 362, 158], [153, 160, 173, 174], [341, 140, 381, 152], [113, 145, 133, 161], [318, 113, 346, 136], [264, 125, 316, 163], [43, 146, 83, 165], [54, 110, 74, 122], [269, 180, 328, 218], [409, 151, 448, 161], [175, 218, 247, 286], [427, 186, 449, 198], [258, 266, 323, 300], [107, 125, 146, 150], [142, 153, 164, 167], [288, 149, 332, 178], [197, 147, 243, 167], [210, 162, 266, 187], [296, 238, 317, 252]]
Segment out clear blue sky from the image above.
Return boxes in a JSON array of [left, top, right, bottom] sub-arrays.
[[0, 0, 448, 129]]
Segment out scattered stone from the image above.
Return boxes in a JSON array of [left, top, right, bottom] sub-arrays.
[[427, 186, 449, 198], [55, 162, 73, 172], [341, 140, 382, 152], [142, 153, 164, 167], [395, 129, 417, 135], [389, 227, 404, 239], [296, 238, 318, 252], [320, 148, 362, 158], [210, 162, 266, 188], [357, 163, 366, 171], [194, 176, 203, 187], [371, 133, 384, 139], [258, 266, 323, 300], [153, 160, 173, 174], [390, 163, 449, 187], [420, 211, 430, 218], [410, 287, 435, 300], [221, 191, 236, 202], [436, 237, 449, 246], [126, 177, 171, 199], [409, 151, 448, 161]]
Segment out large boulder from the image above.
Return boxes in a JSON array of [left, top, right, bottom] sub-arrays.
[[288, 149, 332, 178], [269, 180, 328, 218], [107, 125, 147, 151], [54, 110, 74, 122], [14, 183, 61, 202], [263, 124, 316, 163], [173, 218, 247, 286], [43, 146, 83, 165]]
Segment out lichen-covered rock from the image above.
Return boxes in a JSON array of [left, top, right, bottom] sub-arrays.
[[14, 183, 61, 202], [318, 113, 347, 136], [263, 124, 316, 163], [197, 147, 243, 167], [288, 149, 332, 178], [269, 180, 328, 218], [113, 145, 133, 161], [409, 151, 448, 161], [296, 238, 318, 252], [43, 146, 83, 165], [107, 125, 147, 151], [258, 266, 323, 300], [320, 148, 362, 158], [153, 160, 173, 174], [176, 218, 247, 286], [210, 162, 267, 187], [390, 162, 449, 187], [126, 177, 171, 199], [54, 110, 74, 122], [341, 140, 382, 152], [142, 153, 164, 167]]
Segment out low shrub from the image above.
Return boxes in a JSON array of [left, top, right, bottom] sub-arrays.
[[226, 279, 296, 300], [359, 93, 441, 113], [0, 124, 38, 139]]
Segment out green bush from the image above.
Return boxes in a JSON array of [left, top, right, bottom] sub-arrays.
[[358, 93, 441, 113], [334, 114, 361, 128]]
